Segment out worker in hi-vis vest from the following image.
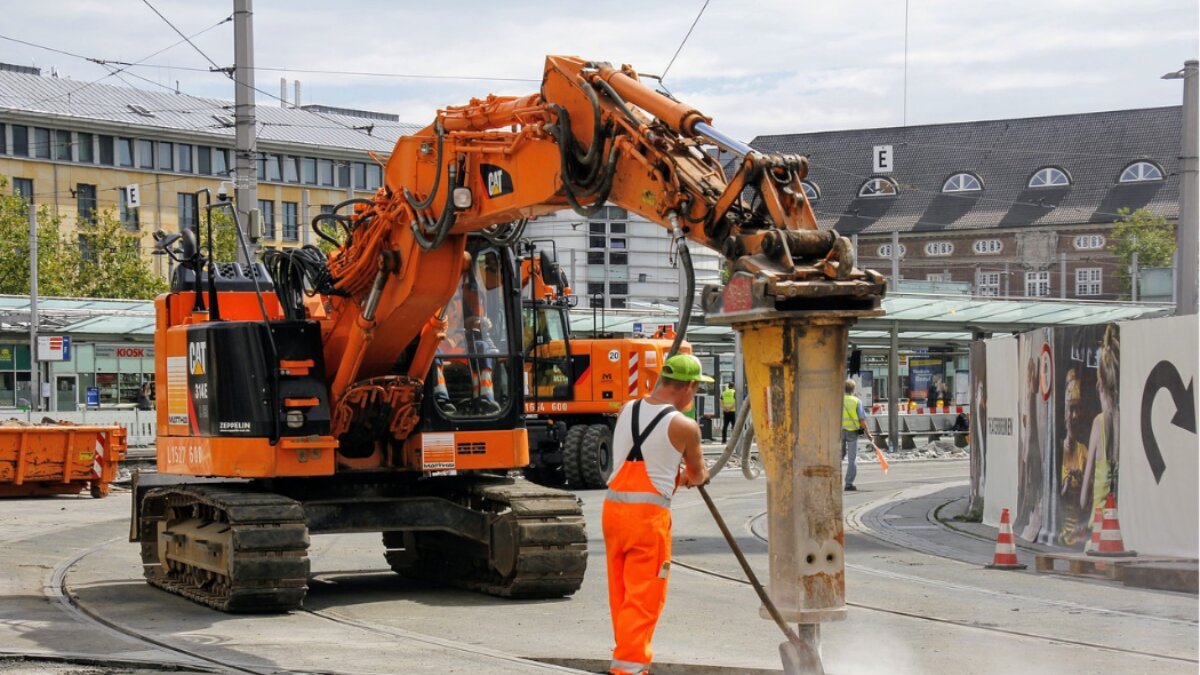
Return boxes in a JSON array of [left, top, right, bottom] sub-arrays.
[[720, 382, 737, 443], [603, 353, 711, 675], [842, 378, 873, 491]]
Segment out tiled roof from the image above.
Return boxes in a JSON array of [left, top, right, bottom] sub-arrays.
[[747, 107, 1182, 235], [0, 70, 422, 154]]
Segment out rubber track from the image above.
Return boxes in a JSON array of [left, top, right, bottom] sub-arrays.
[[140, 485, 310, 613], [455, 480, 588, 598]]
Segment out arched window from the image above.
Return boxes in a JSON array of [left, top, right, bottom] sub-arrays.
[[858, 177, 898, 198], [801, 181, 820, 201], [1074, 234, 1106, 250], [877, 243, 906, 258], [1029, 167, 1070, 188], [1119, 161, 1163, 183], [942, 173, 982, 192]]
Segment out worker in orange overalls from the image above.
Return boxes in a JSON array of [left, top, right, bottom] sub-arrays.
[[604, 353, 711, 675]]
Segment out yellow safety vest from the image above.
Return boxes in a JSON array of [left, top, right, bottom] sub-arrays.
[[842, 395, 862, 431], [721, 388, 736, 412]]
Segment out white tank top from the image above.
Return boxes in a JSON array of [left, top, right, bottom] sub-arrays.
[[608, 400, 683, 500]]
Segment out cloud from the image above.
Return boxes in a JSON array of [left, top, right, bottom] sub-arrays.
[[1, 0, 1196, 143]]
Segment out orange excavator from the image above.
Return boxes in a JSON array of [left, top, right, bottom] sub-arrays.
[[130, 55, 886, 617], [518, 241, 689, 488]]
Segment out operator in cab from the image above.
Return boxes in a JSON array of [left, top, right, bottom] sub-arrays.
[[602, 353, 711, 675]]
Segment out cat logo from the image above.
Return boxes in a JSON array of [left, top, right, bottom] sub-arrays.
[[188, 341, 207, 376], [481, 163, 514, 198]]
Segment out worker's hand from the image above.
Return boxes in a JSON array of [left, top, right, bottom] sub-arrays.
[[680, 466, 710, 488]]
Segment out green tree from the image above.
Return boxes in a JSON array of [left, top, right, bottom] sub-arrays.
[[1108, 207, 1177, 298], [0, 177, 85, 296], [74, 210, 167, 299]]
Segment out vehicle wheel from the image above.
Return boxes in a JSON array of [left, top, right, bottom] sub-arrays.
[[89, 482, 109, 499], [561, 425, 587, 487], [578, 424, 614, 489]]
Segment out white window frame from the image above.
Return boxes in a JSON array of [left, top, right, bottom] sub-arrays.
[[926, 272, 951, 283], [858, 177, 898, 198], [1029, 167, 1070, 188], [1073, 234, 1106, 250], [1025, 270, 1051, 297], [801, 181, 820, 201], [977, 272, 1001, 296], [877, 243, 907, 258], [1119, 161, 1163, 183], [972, 239, 1003, 255], [942, 173, 981, 192], [924, 241, 954, 256], [1075, 267, 1103, 296]]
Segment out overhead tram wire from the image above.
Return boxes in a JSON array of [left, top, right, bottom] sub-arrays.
[[660, 0, 711, 83], [0, 17, 231, 106], [140, 0, 228, 76]]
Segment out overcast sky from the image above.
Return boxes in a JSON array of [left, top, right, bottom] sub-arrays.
[[2, 1, 1197, 142]]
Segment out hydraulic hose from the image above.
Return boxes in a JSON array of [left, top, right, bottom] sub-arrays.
[[665, 214, 694, 360]]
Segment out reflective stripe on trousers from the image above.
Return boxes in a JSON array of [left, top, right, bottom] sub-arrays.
[[604, 459, 672, 674], [609, 657, 651, 675]]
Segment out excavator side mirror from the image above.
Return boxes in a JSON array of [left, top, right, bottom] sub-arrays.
[[178, 228, 200, 263]]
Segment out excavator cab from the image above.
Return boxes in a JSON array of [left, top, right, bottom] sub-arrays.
[[427, 241, 522, 425], [523, 301, 573, 402]]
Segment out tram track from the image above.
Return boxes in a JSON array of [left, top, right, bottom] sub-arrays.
[[46, 537, 585, 675], [667, 499, 1197, 667]]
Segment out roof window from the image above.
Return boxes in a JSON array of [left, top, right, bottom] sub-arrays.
[[858, 177, 898, 198], [1029, 167, 1070, 188], [942, 173, 981, 192], [1118, 161, 1163, 183]]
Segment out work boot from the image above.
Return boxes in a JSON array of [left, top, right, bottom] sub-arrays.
[[477, 398, 501, 415], [844, 484, 858, 491], [436, 398, 457, 415]]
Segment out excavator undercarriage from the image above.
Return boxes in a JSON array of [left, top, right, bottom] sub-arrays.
[[134, 475, 587, 612]]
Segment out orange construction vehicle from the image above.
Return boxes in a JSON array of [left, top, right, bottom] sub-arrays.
[[518, 241, 688, 488], [129, 54, 885, 614]]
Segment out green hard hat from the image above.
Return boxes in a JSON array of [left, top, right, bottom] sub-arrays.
[[661, 353, 714, 383]]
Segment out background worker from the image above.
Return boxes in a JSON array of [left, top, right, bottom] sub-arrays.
[[842, 378, 872, 491], [720, 382, 737, 443], [603, 353, 711, 675]]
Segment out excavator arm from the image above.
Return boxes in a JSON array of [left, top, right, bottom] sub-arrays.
[[317, 55, 884, 410]]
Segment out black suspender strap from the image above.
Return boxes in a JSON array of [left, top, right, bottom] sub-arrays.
[[626, 400, 675, 462]]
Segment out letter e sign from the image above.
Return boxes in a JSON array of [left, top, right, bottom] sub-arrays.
[[873, 145, 893, 173]]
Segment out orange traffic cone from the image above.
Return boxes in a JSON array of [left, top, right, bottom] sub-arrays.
[[986, 508, 1027, 570], [1087, 492, 1137, 558]]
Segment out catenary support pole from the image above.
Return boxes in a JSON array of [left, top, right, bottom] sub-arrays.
[[1169, 60, 1198, 315], [1132, 251, 1140, 302], [28, 205, 39, 413], [889, 320, 899, 451], [233, 0, 258, 264], [891, 231, 900, 286], [1059, 251, 1067, 299]]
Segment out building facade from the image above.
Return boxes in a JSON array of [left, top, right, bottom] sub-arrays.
[[750, 107, 1182, 301], [0, 66, 419, 278]]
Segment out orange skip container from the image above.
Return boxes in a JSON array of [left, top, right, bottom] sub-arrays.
[[0, 424, 128, 498]]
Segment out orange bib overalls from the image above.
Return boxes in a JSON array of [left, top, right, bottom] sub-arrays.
[[603, 401, 679, 675]]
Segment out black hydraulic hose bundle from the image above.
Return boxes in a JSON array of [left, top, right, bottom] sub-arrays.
[[263, 246, 341, 322]]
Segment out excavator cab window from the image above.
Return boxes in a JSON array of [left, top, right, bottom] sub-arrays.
[[431, 246, 517, 419], [523, 304, 572, 401]]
